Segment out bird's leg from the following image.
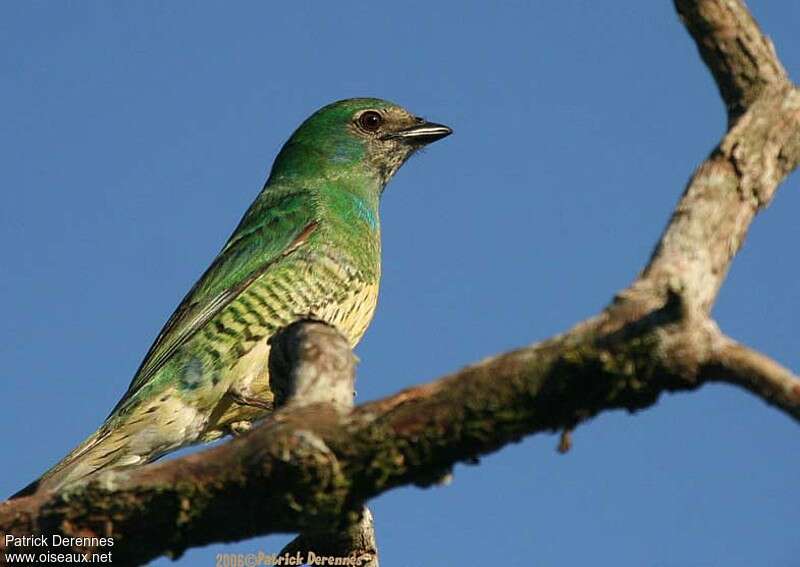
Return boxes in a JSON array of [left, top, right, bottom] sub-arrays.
[[228, 421, 253, 436], [225, 393, 274, 436], [229, 392, 273, 411]]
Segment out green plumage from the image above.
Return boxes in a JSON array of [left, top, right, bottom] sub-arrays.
[[14, 98, 450, 497]]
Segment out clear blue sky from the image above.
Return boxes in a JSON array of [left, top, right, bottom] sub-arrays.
[[2, 2, 798, 566]]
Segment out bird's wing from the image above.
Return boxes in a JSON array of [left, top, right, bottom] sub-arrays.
[[109, 188, 319, 415]]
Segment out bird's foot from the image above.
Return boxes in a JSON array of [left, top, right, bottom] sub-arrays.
[[229, 421, 253, 436], [230, 393, 273, 411]]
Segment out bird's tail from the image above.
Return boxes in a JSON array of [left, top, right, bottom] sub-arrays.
[[10, 423, 144, 499]]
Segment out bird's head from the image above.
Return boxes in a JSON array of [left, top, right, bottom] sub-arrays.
[[269, 98, 452, 191]]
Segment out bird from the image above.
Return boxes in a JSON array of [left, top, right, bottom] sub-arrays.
[[13, 98, 451, 497]]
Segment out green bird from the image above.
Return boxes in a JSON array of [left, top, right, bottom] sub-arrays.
[[15, 98, 451, 497]]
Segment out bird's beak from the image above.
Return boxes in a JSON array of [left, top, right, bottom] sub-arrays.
[[382, 121, 453, 145]]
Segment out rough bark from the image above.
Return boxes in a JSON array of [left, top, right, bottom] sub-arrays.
[[2, 1, 799, 565], [270, 322, 379, 567]]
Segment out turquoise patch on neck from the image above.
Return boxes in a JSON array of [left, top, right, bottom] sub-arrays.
[[355, 198, 378, 229], [347, 193, 378, 230]]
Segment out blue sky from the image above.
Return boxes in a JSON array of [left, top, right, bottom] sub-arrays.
[[2, 2, 798, 566]]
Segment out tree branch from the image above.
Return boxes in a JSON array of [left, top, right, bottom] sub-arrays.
[[269, 321, 379, 566], [707, 335, 800, 419], [2, 0, 799, 565], [279, 508, 378, 567], [675, 0, 788, 119]]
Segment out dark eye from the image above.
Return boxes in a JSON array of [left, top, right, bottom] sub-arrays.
[[358, 110, 383, 132]]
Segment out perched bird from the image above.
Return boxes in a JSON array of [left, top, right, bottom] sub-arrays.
[[14, 98, 451, 497]]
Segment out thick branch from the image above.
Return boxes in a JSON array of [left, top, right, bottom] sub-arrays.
[[280, 508, 378, 567], [2, 1, 799, 565], [618, 2, 800, 316], [269, 320, 358, 410], [270, 321, 379, 566], [675, 0, 788, 119], [3, 313, 798, 565]]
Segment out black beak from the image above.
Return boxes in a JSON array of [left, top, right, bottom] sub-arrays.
[[383, 120, 453, 145]]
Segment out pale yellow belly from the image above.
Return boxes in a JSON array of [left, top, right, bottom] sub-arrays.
[[200, 280, 379, 440]]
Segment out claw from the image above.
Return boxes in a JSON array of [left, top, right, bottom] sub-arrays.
[[229, 421, 253, 436], [230, 393, 273, 411]]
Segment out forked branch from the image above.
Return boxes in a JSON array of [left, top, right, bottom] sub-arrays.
[[2, 1, 798, 565]]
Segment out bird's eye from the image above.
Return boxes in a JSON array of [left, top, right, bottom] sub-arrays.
[[358, 110, 383, 132]]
